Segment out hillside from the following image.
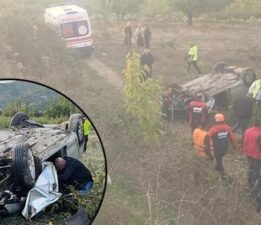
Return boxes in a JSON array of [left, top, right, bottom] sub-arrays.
[[0, 81, 59, 112]]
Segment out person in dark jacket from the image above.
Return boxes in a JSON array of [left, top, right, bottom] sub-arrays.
[[208, 113, 237, 177], [124, 22, 133, 46], [55, 157, 93, 195], [135, 24, 144, 49], [143, 24, 151, 49], [232, 94, 253, 134], [140, 48, 154, 79], [162, 87, 174, 122], [188, 93, 208, 133]]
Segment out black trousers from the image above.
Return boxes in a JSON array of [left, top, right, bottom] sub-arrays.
[[213, 148, 228, 175], [247, 157, 261, 192], [248, 157, 261, 212], [83, 135, 89, 152], [187, 61, 201, 75], [144, 38, 150, 49]]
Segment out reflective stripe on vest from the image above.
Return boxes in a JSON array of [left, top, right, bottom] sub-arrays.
[[84, 120, 91, 135], [188, 46, 198, 61], [193, 128, 209, 157], [250, 79, 261, 98]]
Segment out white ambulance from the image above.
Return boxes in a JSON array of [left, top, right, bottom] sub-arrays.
[[44, 4, 94, 53]]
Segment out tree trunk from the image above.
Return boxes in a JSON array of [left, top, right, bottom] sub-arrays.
[[187, 10, 193, 26]]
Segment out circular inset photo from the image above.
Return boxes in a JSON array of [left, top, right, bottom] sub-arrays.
[[0, 79, 106, 225]]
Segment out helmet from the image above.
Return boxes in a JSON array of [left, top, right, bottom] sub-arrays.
[[215, 113, 225, 122]]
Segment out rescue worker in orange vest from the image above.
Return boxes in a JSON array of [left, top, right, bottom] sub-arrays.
[[192, 121, 214, 185], [243, 119, 261, 194], [188, 93, 209, 133], [208, 113, 237, 177], [193, 122, 214, 160]]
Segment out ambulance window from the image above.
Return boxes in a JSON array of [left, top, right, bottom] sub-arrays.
[[61, 23, 74, 38], [61, 21, 89, 38]]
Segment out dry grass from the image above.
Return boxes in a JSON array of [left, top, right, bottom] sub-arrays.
[[1, 4, 261, 224]]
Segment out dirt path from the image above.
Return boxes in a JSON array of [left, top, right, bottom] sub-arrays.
[[83, 60, 122, 184], [87, 57, 124, 90]]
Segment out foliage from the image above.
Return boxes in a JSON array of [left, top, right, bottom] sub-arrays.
[[109, 0, 144, 18], [123, 51, 164, 144], [0, 1, 106, 224], [45, 97, 81, 118], [141, 0, 172, 16], [3, 100, 28, 117], [82, 0, 261, 21], [219, 0, 261, 19], [172, 0, 234, 25], [0, 8, 78, 77], [2, 95, 79, 119]]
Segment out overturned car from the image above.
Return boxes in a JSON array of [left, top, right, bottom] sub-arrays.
[[163, 63, 257, 120], [0, 112, 85, 219]]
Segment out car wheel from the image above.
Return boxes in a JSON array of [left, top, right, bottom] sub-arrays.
[[34, 156, 42, 180], [213, 62, 228, 73], [166, 83, 182, 91], [68, 114, 84, 146], [242, 69, 256, 86], [10, 112, 29, 127], [12, 143, 37, 190]]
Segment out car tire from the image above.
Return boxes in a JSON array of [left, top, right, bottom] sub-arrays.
[[34, 156, 42, 180], [166, 83, 182, 91], [10, 112, 29, 127], [12, 143, 36, 190], [68, 114, 84, 146], [242, 69, 256, 86], [213, 62, 228, 73]]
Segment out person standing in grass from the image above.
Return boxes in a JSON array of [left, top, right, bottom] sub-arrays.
[[188, 93, 208, 133], [144, 23, 152, 49], [135, 23, 145, 49], [232, 94, 253, 135], [208, 113, 237, 178], [140, 48, 154, 79], [124, 22, 133, 47], [193, 122, 213, 160], [248, 78, 261, 119], [83, 118, 92, 152], [242, 119, 261, 194], [187, 42, 201, 75], [192, 121, 214, 185]]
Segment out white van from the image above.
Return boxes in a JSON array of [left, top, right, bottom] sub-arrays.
[[44, 4, 94, 53]]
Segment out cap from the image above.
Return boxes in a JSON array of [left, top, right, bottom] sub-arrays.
[[215, 113, 225, 122]]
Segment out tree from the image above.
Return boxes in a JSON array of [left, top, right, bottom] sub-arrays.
[[141, 0, 170, 15], [123, 51, 164, 144], [173, 0, 234, 25], [108, 0, 144, 18], [45, 97, 80, 118]]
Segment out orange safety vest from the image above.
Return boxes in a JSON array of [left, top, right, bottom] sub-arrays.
[[193, 128, 212, 158]]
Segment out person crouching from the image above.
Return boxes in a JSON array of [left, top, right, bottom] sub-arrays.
[[54, 157, 94, 195]]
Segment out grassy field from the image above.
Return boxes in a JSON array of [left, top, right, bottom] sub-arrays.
[[91, 19, 261, 225], [1, 1, 261, 224], [92, 20, 261, 85]]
